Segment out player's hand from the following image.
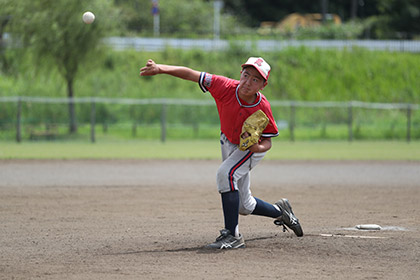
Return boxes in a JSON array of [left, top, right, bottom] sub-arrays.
[[248, 138, 272, 153], [241, 132, 260, 152], [241, 132, 250, 139], [247, 143, 258, 153], [139, 59, 160, 76]]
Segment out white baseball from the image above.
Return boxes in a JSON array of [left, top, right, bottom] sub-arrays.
[[82, 11, 95, 24]]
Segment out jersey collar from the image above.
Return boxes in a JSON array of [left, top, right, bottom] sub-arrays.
[[235, 86, 262, 107]]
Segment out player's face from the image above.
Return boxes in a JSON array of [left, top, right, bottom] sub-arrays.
[[238, 67, 266, 100]]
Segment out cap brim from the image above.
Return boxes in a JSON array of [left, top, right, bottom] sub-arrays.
[[241, 63, 268, 81]]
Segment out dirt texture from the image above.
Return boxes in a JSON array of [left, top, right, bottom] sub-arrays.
[[0, 159, 419, 280]]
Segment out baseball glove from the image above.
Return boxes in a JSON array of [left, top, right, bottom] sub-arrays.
[[239, 109, 269, 151]]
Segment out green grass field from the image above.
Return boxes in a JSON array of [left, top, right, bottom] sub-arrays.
[[1, 140, 419, 161]]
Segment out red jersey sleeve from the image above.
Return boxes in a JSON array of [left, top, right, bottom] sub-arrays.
[[198, 72, 238, 102]]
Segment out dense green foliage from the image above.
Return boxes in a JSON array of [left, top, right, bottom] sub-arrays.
[[1, 47, 419, 142], [1, 46, 419, 103]]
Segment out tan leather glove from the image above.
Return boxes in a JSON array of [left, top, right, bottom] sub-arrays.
[[239, 110, 269, 151]]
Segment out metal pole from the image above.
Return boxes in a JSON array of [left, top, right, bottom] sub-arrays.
[[348, 102, 353, 142], [16, 97, 22, 143], [350, 0, 358, 20], [130, 105, 137, 137], [152, 0, 160, 37], [132, 122, 137, 137], [213, 0, 223, 40], [90, 99, 96, 143], [193, 122, 199, 138], [289, 102, 295, 142], [160, 102, 167, 143], [153, 14, 160, 37], [406, 104, 411, 143], [321, 0, 328, 23]]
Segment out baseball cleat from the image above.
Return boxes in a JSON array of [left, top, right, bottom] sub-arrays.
[[205, 229, 245, 249], [274, 198, 303, 237]]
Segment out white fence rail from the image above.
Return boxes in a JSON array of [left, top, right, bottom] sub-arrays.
[[104, 37, 420, 53], [1, 97, 418, 143], [0, 96, 216, 106], [4, 33, 420, 53]]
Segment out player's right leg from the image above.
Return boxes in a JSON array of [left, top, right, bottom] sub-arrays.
[[209, 134, 256, 249]]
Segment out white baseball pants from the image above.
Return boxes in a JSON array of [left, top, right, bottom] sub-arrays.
[[217, 133, 266, 215]]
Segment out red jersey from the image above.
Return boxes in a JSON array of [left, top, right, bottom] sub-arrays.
[[198, 72, 279, 145]]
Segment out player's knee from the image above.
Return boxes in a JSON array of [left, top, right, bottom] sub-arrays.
[[239, 196, 256, 215], [216, 169, 234, 193], [239, 205, 253, 215], [216, 167, 229, 185]]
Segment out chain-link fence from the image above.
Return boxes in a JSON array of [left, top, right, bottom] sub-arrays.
[[1, 97, 419, 143]]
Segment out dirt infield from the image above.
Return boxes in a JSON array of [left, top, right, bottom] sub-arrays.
[[1, 159, 419, 279]]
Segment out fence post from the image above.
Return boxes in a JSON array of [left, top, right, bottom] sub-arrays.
[[16, 97, 22, 143], [90, 98, 96, 143], [160, 101, 167, 143], [348, 101, 353, 142], [193, 122, 199, 138], [289, 102, 295, 142], [131, 106, 137, 137], [132, 122, 137, 137], [406, 104, 411, 143]]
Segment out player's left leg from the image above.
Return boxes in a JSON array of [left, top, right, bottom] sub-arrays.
[[212, 141, 269, 242], [206, 134, 250, 249], [216, 149, 255, 238]]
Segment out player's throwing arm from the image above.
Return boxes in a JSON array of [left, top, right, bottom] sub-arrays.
[[140, 59, 201, 82]]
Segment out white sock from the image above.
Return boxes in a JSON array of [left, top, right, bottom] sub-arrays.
[[234, 225, 240, 237]]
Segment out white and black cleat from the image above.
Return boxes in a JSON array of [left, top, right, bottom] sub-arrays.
[[274, 198, 303, 237]]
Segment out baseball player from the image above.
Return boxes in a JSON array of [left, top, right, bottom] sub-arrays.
[[140, 57, 303, 249]]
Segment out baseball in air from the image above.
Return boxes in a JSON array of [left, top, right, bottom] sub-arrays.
[[82, 11, 95, 24]]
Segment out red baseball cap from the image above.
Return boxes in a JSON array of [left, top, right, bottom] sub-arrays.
[[241, 57, 271, 81]]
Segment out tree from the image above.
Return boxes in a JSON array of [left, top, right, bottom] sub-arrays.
[[0, 1, 13, 73], [115, 0, 217, 37], [114, 0, 153, 34], [224, 0, 312, 26], [223, 0, 381, 24], [2, 0, 117, 133], [376, 0, 420, 39], [321, 0, 329, 23]]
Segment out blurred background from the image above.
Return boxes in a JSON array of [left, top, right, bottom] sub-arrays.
[[0, 0, 419, 144]]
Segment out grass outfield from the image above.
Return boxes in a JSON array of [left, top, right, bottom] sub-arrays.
[[1, 140, 419, 160]]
